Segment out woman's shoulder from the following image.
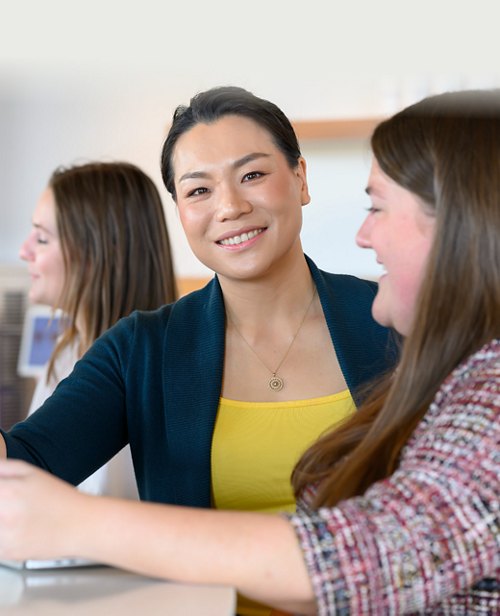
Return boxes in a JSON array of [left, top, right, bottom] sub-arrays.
[[104, 278, 221, 340], [439, 338, 500, 399], [461, 338, 500, 371], [318, 270, 378, 296], [99, 305, 173, 344], [441, 338, 500, 408], [306, 255, 378, 297], [415, 339, 500, 441]]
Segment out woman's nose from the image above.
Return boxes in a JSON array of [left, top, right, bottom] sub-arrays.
[[215, 186, 252, 222], [355, 216, 372, 249], [19, 236, 34, 261], [217, 193, 252, 222]]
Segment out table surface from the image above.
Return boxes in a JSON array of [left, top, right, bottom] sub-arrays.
[[0, 564, 236, 615]]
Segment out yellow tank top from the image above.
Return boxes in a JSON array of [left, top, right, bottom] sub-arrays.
[[211, 391, 356, 616], [211, 390, 355, 513]]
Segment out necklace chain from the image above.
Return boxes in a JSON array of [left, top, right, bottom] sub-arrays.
[[228, 288, 316, 392]]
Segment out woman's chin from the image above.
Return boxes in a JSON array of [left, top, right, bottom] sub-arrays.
[[371, 296, 392, 330]]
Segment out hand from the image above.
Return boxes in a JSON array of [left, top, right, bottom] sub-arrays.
[[0, 460, 85, 561]]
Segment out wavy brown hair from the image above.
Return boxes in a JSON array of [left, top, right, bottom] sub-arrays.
[[47, 161, 177, 382], [293, 89, 500, 507]]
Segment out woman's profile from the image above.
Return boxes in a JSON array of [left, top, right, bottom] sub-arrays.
[[19, 161, 177, 498]]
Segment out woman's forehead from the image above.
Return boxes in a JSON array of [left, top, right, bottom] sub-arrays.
[[172, 116, 278, 175]]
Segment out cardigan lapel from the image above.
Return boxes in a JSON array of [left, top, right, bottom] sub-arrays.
[[307, 255, 398, 404], [163, 277, 226, 507]]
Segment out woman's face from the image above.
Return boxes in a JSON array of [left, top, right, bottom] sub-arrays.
[[356, 159, 436, 336], [19, 188, 66, 308], [171, 114, 310, 282]]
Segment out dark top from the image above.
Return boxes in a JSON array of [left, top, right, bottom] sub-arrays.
[[3, 257, 398, 507]]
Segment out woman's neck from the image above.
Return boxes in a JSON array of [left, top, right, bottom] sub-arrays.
[[219, 251, 315, 335]]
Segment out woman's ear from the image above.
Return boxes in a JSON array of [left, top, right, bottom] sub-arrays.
[[296, 157, 311, 206]]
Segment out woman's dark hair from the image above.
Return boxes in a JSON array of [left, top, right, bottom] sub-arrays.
[[161, 86, 302, 200], [293, 89, 500, 506], [47, 161, 177, 382]]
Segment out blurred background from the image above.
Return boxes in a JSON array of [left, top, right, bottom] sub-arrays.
[[0, 0, 498, 425]]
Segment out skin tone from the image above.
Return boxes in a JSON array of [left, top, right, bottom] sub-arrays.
[[19, 188, 65, 309], [357, 159, 436, 336], [0, 152, 436, 613], [173, 115, 309, 286]]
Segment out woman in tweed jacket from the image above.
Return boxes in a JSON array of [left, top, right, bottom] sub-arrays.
[[0, 89, 499, 615]]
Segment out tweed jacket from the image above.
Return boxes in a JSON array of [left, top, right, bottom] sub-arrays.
[[288, 339, 500, 614]]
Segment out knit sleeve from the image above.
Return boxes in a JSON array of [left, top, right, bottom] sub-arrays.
[[286, 342, 500, 614], [1, 315, 138, 484]]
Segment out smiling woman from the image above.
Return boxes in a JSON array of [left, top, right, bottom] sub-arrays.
[[1, 86, 499, 615], [357, 159, 436, 335], [171, 115, 308, 294], [0, 87, 398, 616], [17, 161, 178, 500], [20, 189, 65, 308]]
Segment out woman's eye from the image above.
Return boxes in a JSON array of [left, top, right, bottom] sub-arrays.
[[366, 206, 381, 214], [242, 171, 263, 182], [36, 236, 49, 245], [187, 187, 208, 197]]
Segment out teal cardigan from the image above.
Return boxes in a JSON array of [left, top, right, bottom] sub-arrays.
[[3, 257, 398, 507]]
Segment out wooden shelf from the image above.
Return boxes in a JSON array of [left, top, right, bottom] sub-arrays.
[[292, 118, 384, 141], [177, 277, 211, 297], [164, 118, 383, 142]]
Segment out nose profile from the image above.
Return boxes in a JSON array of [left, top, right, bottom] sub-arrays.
[[19, 235, 34, 261], [355, 216, 372, 249]]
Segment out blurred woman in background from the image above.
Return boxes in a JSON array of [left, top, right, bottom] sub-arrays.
[[19, 161, 177, 498]]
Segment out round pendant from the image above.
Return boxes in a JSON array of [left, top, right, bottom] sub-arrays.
[[269, 374, 284, 392]]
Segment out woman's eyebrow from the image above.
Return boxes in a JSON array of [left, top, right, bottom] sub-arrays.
[[178, 152, 271, 183], [32, 222, 55, 235], [365, 184, 384, 198], [232, 152, 270, 170], [178, 170, 209, 183]]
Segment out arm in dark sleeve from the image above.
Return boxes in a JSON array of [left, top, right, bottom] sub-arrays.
[[1, 316, 136, 486]]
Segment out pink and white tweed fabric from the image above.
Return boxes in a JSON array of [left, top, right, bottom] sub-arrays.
[[288, 340, 500, 615]]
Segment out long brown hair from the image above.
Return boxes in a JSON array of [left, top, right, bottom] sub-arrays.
[[47, 161, 177, 382], [293, 89, 500, 507]]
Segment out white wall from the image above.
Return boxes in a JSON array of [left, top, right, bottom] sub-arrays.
[[1, 0, 498, 281]]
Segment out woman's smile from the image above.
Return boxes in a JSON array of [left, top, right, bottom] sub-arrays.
[[172, 114, 309, 282], [216, 227, 266, 248]]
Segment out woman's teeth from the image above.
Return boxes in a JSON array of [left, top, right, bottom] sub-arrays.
[[219, 228, 263, 246]]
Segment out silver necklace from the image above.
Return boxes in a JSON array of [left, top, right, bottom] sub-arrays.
[[228, 288, 316, 392]]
